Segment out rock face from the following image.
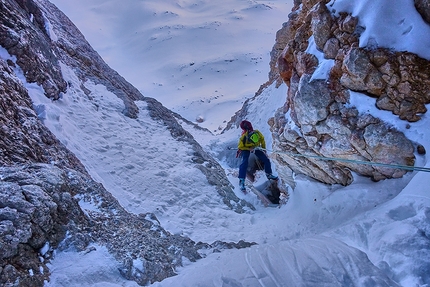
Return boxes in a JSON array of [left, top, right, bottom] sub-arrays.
[[0, 163, 205, 286], [415, 0, 430, 23], [0, 59, 86, 172], [0, 0, 67, 101], [268, 0, 429, 184], [0, 0, 254, 285]]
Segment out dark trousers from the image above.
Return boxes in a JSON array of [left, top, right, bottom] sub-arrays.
[[239, 150, 272, 179]]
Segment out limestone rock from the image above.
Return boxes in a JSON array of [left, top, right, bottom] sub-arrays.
[[311, 3, 333, 51], [294, 75, 334, 126], [340, 47, 386, 95], [267, 0, 428, 185]]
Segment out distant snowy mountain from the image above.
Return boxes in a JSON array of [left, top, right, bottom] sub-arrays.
[[49, 0, 294, 132]]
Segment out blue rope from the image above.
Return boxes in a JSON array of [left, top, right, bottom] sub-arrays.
[[262, 148, 430, 173]]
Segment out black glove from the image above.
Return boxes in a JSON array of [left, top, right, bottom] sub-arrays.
[[236, 149, 242, 158]]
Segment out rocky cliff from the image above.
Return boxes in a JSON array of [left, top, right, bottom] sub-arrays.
[[0, 0, 253, 286], [267, 0, 429, 185]]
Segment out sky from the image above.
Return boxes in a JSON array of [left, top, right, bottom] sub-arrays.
[[3, 0, 430, 286]]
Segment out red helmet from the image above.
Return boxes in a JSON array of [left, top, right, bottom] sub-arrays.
[[240, 120, 253, 131]]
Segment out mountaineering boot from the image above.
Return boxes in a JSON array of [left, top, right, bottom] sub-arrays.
[[266, 173, 278, 181], [239, 178, 246, 192]]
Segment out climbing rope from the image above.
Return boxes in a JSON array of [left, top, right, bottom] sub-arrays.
[[261, 148, 430, 173], [228, 146, 430, 173], [228, 147, 430, 172]]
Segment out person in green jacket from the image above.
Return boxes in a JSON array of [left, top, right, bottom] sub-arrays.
[[236, 120, 278, 192]]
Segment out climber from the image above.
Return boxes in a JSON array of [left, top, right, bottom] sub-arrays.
[[236, 120, 278, 192]]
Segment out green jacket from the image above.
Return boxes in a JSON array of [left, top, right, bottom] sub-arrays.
[[238, 130, 266, 151]]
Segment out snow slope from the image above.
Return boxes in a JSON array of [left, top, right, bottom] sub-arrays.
[[5, 0, 429, 286]]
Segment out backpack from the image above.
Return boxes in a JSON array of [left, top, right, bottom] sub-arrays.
[[247, 131, 260, 144]]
